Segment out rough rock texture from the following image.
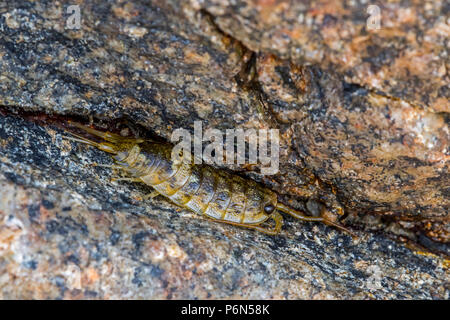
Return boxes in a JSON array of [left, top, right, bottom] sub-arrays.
[[195, 0, 449, 113], [0, 0, 448, 299]]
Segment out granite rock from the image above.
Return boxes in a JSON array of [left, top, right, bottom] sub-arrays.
[[0, 0, 448, 299]]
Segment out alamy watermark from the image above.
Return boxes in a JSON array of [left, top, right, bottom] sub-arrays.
[[171, 121, 279, 175]]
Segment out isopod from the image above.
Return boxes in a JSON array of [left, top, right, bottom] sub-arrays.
[[66, 122, 356, 237]]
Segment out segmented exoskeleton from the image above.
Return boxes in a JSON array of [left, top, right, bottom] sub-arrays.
[[67, 122, 355, 237]]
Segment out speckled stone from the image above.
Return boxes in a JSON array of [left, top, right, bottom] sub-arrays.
[[190, 0, 449, 113]]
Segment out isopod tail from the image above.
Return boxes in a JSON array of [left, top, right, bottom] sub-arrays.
[[275, 203, 357, 238]]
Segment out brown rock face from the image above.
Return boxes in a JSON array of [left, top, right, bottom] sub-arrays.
[[196, 0, 449, 112], [0, 0, 448, 299]]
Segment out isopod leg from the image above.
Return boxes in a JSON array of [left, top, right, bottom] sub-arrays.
[[111, 177, 142, 182], [210, 212, 283, 236], [276, 203, 357, 237], [276, 203, 324, 221], [92, 163, 124, 170]]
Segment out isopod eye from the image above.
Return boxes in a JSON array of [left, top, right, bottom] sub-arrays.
[[264, 204, 275, 214]]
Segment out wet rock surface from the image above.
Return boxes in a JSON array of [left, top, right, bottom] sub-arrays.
[[195, 0, 449, 112], [0, 115, 448, 299], [0, 0, 448, 299]]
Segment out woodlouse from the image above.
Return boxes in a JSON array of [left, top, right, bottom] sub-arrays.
[[66, 122, 356, 237]]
